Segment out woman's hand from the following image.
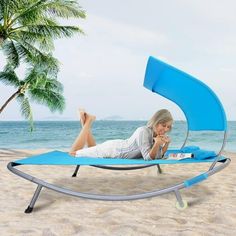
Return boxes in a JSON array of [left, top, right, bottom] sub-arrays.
[[154, 135, 171, 145], [161, 135, 171, 158], [151, 135, 171, 160], [162, 135, 171, 144], [154, 135, 165, 145]]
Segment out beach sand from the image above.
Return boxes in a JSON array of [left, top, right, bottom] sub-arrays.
[[0, 149, 236, 236]]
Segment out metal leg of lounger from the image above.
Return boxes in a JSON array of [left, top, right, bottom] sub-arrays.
[[157, 164, 162, 174], [174, 189, 184, 208], [72, 165, 80, 177], [25, 185, 43, 213]]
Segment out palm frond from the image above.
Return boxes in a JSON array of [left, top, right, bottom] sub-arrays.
[[29, 54, 60, 78], [0, 70, 20, 87], [43, 77, 63, 92], [10, 0, 85, 27], [11, 30, 55, 52], [9, 17, 62, 52], [37, 35, 54, 51], [7, 38, 59, 75], [40, 0, 86, 19], [7, 0, 26, 19], [34, 16, 59, 26], [9, 0, 47, 27], [27, 25, 84, 39], [31, 76, 64, 92], [0, 0, 8, 25], [1, 40, 20, 68], [0, 1, 4, 20], [24, 65, 44, 85], [18, 0, 85, 23], [29, 87, 65, 112], [17, 94, 34, 131]]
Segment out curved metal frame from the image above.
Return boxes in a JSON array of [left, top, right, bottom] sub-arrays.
[[7, 158, 230, 213], [72, 164, 162, 177], [180, 129, 228, 171], [209, 131, 228, 170], [181, 130, 189, 149], [91, 164, 156, 170], [179, 122, 227, 172]]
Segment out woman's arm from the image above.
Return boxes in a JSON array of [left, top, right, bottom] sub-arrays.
[[162, 142, 169, 157], [136, 127, 159, 160], [149, 135, 171, 159], [161, 136, 171, 157], [149, 142, 161, 160], [136, 127, 170, 160], [149, 136, 164, 160]]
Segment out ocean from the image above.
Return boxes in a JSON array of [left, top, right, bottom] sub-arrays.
[[0, 121, 235, 152]]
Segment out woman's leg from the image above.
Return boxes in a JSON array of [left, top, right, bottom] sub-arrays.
[[79, 109, 96, 147], [69, 114, 96, 155], [87, 131, 96, 147]]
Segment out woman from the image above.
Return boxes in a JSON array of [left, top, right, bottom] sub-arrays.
[[69, 109, 173, 160]]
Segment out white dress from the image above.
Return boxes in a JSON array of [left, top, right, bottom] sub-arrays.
[[75, 126, 162, 160]]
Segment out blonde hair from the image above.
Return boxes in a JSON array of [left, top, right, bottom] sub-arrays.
[[147, 109, 173, 130]]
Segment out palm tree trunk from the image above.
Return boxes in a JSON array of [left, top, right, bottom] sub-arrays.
[[0, 89, 21, 114]]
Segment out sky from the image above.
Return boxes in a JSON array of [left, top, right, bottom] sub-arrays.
[[0, 0, 236, 121]]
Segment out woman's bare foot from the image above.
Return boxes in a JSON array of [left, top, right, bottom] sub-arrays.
[[69, 151, 76, 156], [85, 113, 96, 124], [78, 108, 86, 126]]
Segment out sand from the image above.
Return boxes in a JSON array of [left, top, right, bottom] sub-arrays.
[[0, 149, 236, 236]]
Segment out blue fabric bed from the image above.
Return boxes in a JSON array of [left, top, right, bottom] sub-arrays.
[[14, 148, 225, 166]]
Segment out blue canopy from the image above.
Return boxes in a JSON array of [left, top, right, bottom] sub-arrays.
[[144, 56, 227, 131]]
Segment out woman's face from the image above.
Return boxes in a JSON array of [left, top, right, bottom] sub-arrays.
[[154, 121, 172, 136]]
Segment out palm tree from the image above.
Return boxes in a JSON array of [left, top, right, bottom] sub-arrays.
[[0, 63, 65, 131], [0, 0, 86, 129], [0, 0, 85, 69]]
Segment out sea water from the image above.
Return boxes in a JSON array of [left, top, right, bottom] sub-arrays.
[[0, 121, 235, 152]]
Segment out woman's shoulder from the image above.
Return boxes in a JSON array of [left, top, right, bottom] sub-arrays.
[[134, 126, 153, 142], [136, 126, 152, 134]]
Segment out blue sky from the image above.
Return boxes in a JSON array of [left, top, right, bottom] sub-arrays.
[[1, 0, 236, 121]]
